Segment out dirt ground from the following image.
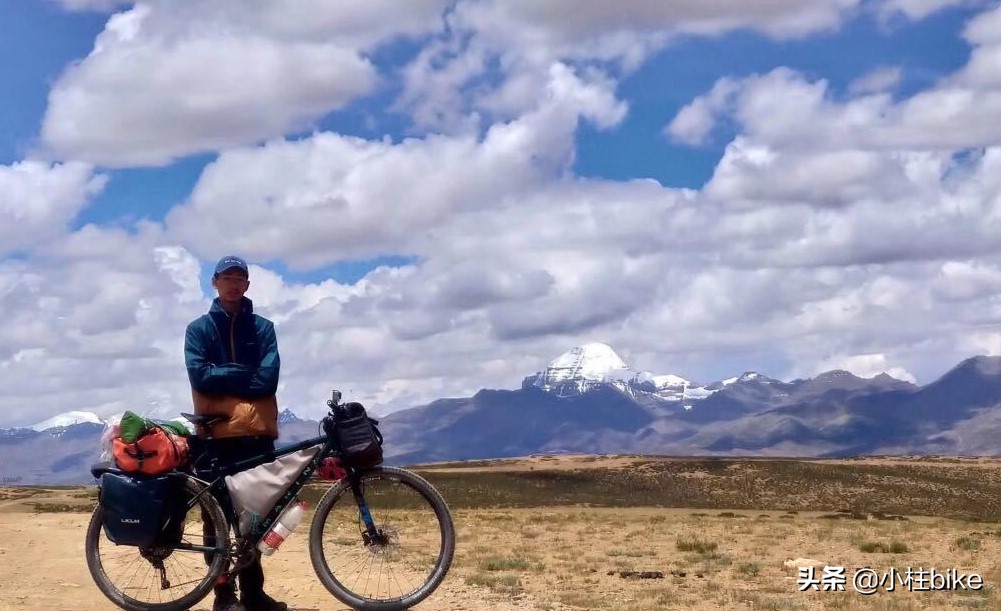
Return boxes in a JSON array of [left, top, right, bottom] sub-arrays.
[[1, 456, 1000, 610], [0, 506, 998, 610], [0, 510, 542, 611]]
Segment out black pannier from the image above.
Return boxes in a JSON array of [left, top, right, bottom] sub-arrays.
[[334, 402, 384, 468], [99, 471, 187, 547]]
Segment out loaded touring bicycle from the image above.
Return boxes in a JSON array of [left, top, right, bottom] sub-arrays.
[[85, 390, 456, 611]]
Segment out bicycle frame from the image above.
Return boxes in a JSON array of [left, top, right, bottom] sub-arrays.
[[183, 432, 372, 562]]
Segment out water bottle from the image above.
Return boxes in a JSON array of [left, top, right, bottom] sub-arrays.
[[257, 500, 307, 556]]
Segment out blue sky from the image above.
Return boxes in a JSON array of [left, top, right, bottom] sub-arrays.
[[2, 0, 1001, 426], [576, 12, 976, 186], [4, 1, 976, 231]]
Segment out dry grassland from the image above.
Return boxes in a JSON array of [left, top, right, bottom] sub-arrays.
[[412, 454, 1001, 610], [1, 455, 1000, 610], [447, 506, 999, 610]]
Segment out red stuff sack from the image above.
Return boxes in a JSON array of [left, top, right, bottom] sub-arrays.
[[113, 426, 189, 475]]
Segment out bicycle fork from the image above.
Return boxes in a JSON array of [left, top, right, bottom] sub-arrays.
[[349, 478, 385, 547]]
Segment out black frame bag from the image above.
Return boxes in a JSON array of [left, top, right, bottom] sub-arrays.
[[334, 402, 384, 468]]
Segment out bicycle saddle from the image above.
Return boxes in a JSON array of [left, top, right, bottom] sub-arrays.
[[180, 413, 229, 427]]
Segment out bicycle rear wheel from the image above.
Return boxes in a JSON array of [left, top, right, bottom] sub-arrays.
[[308, 466, 455, 611], [85, 476, 230, 611]]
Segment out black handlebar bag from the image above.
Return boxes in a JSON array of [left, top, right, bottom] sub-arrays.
[[333, 402, 384, 468]]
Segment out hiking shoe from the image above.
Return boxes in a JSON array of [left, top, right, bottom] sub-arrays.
[[212, 591, 246, 611], [241, 592, 289, 611]]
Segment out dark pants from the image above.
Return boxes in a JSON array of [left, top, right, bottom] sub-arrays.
[[199, 436, 277, 600]]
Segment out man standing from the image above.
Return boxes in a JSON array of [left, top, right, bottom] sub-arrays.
[[184, 255, 287, 611]]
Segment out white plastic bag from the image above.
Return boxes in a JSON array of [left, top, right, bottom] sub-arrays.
[[98, 414, 123, 463]]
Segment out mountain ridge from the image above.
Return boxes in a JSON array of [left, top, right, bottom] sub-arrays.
[[3, 348, 1001, 485]]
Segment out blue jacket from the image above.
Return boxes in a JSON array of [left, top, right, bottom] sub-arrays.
[[184, 297, 280, 438]]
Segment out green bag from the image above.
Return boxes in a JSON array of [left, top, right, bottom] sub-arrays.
[[159, 421, 191, 437], [119, 411, 190, 442], [119, 411, 153, 443]]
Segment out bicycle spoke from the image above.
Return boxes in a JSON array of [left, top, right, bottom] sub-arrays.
[[86, 477, 229, 610], [311, 468, 454, 607]]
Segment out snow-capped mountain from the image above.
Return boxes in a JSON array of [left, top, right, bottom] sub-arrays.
[[719, 372, 770, 386], [381, 353, 996, 465], [30, 411, 104, 432], [6, 344, 1001, 485], [522, 342, 719, 405], [278, 408, 302, 424], [525, 343, 631, 396]]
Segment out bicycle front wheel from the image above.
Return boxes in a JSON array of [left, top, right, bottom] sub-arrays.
[[308, 466, 455, 611]]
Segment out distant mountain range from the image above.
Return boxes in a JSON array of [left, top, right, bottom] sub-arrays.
[[4, 344, 1001, 485]]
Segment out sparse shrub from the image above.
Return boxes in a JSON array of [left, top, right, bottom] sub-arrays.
[[737, 562, 760, 577], [857, 540, 909, 553], [479, 556, 531, 571], [701, 552, 733, 573], [465, 572, 522, 594], [651, 590, 679, 606], [481, 512, 516, 522], [954, 535, 981, 551], [676, 537, 717, 554], [558, 591, 601, 610], [605, 548, 640, 558], [30, 502, 88, 513]]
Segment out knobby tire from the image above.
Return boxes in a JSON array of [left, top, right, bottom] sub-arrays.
[[308, 466, 456, 611]]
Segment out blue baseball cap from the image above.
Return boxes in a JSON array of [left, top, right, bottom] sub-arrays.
[[213, 255, 249, 276]]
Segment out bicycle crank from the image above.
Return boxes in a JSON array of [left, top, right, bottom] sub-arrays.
[[227, 541, 260, 576]]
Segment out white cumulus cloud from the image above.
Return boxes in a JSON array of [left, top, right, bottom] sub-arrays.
[[0, 161, 105, 256], [7, 0, 1001, 430], [40, 0, 454, 167]]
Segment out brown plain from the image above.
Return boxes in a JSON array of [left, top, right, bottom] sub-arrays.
[[2, 454, 1000, 610]]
